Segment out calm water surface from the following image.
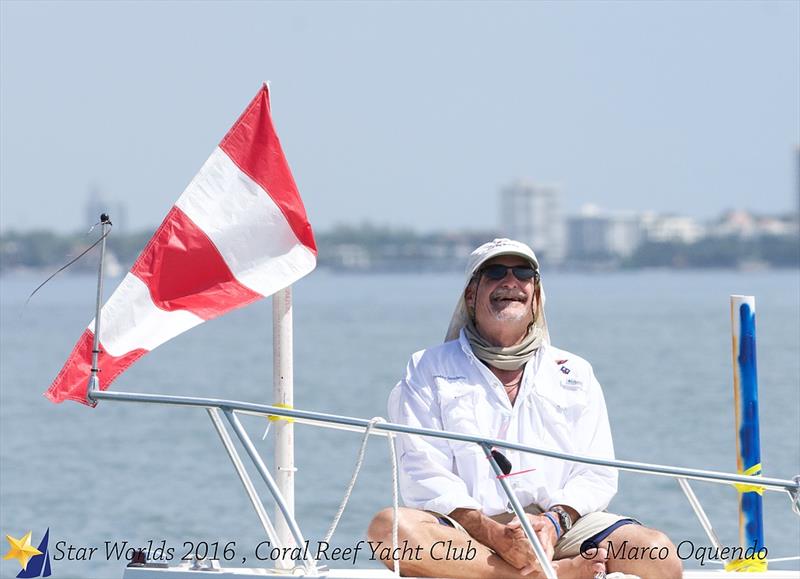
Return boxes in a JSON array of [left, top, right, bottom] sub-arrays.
[[1, 270, 799, 577]]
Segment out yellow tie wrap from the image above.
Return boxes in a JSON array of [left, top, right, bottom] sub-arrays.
[[267, 402, 295, 423], [724, 556, 768, 572], [733, 463, 764, 495]]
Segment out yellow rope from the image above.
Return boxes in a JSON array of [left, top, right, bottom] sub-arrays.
[[267, 402, 295, 423], [733, 463, 764, 495]]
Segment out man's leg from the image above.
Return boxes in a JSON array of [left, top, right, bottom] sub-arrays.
[[599, 524, 682, 579], [367, 507, 606, 579], [552, 511, 681, 579]]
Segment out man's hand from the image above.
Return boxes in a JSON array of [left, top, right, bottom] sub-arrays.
[[451, 509, 539, 575], [490, 515, 556, 575], [490, 520, 538, 573], [450, 508, 558, 576], [508, 514, 558, 563]]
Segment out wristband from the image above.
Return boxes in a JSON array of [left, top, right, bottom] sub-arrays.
[[542, 511, 562, 539]]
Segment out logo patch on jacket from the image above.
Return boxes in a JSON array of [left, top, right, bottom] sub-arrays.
[[556, 359, 571, 375]]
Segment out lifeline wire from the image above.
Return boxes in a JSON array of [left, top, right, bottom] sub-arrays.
[[322, 417, 383, 545], [319, 416, 401, 576], [260, 415, 400, 576], [26, 220, 113, 305], [259, 413, 397, 572], [387, 428, 400, 577]]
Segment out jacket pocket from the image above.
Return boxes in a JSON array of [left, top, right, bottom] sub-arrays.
[[533, 383, 588, 424], [437, 382, 482, 437]]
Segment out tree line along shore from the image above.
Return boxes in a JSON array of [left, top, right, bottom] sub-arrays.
[[1, 225, 798, 274]]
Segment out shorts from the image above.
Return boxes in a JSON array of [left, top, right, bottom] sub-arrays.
[[427, 504, 640, 560]]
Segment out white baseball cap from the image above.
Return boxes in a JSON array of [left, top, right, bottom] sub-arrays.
[[444, 238, 549, 343]]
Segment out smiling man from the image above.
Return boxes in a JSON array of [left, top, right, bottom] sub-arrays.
[[368, 239, 682, 578]]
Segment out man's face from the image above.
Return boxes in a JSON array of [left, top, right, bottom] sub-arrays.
[[465, 255, 537, 328]]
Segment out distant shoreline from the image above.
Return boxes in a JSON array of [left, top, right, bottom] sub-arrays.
[[2, 228, 798, 274], [3, 263, 799, 280]]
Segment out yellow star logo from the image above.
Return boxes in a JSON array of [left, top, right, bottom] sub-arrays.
[[4, 531, 43, 571]]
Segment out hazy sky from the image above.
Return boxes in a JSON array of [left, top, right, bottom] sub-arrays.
[[1, 1, 798, 234]]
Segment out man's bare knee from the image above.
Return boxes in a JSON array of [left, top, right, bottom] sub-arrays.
[[605, 525, 682, 579], [367, 507, 395, 542], [639, 528, 682, 579]]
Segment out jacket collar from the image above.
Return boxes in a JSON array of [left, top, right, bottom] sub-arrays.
[[459, 329, 556, 396]]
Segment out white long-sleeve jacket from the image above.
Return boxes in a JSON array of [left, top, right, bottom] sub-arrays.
[[387, 330, 617, 518]]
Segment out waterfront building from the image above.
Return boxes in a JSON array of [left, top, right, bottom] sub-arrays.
[[567, 205, 643, 261], [85, 187, 107, 229], [498, 180, 565, 264], [793, 144, 800, 226], [708, 210, 758, 238], [640, 212, 705, 244], [85, 186, 128, 231], [709, 209, 798, 238]]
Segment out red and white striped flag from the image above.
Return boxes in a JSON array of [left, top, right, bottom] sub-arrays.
[[46, 85, 317, 405]]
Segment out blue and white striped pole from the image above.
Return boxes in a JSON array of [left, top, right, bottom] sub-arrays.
[[726, 295, 767, 572]]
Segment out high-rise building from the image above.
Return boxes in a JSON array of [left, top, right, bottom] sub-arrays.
[[85, 186, 107, 229], [498, 180, 565, 264], [795, 145, 799, 220], [566, 205, 643, 261], [114, 201, 129, 232], [640, 212, 704, 243], [85, 186, 128, 231]]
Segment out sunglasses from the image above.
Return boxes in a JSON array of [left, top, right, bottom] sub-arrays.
[[480, 264, 539, 282]]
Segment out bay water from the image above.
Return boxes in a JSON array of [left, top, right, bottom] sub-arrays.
[[1, 270, 798, 577]]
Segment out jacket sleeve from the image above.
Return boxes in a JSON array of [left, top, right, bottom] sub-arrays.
[[387, 361, 483, 515], [541, 366, 618, 516]]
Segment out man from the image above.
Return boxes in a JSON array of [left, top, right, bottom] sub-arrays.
[[368, 239, 682, 578]]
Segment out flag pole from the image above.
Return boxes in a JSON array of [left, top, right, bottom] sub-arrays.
[[273, 287, 295, 565], [87, 213, 111, 406], [267, 79, 297, 567]]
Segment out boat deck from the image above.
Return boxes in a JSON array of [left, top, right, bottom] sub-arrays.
[[123, 563, 800, 578]]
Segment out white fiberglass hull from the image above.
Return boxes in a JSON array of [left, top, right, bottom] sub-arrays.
[[122, 564, 800, 578]]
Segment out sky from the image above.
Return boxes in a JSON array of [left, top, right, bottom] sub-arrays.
[[1, 1, 798, 234]]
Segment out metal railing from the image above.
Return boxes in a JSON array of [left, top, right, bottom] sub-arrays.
[[91, 389, 800, 579]]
